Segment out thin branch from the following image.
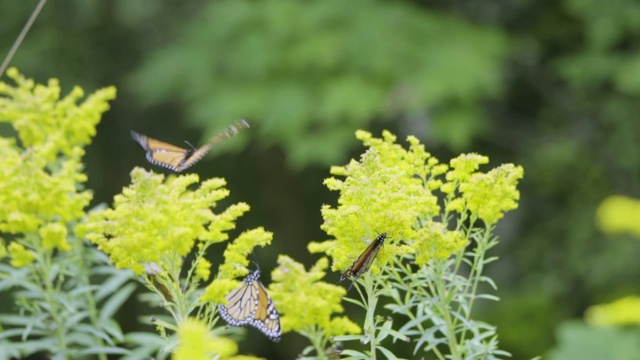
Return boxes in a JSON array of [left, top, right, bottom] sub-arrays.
[[0, 0, 47, 77]]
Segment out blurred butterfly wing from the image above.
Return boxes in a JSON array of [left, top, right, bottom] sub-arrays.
[[204, 119, 250, 147], [218, 270, 282, 342], [173, 143, 211, 172]]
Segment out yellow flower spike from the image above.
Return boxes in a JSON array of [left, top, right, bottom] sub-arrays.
[[195, 258, 212, 282], [201, 228, 273, 303], [596, 195, 640, 236], [39, 223, 71, 252], [460, 164, 524, 225], [173, 318, 260, 360], [445, 198, 465, 213], [585, 296, 640, 326], [201, 278, 241, 304], [8, 242, 36, 268], [446, 153, 489, 183], [216, 227, 273, 280], [200, 202, 250, 244], [413, 223, 468, 266], [269, 255, 360, 337]]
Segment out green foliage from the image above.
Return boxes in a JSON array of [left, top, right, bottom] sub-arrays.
[[561, 0, 640, 93], [543, 190, 640, 357], [131, 0, 508, 167], [547, 321, 640, 360]]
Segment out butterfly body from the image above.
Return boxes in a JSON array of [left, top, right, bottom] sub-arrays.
[[131, 119, 249, 172], [340, 233, 387, 290], [218, 269, 282, 342]]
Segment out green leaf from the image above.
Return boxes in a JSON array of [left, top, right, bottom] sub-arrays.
[[99, 282, 137, 323], [95, 270, 134, 301], [77, 346, 130, 356]]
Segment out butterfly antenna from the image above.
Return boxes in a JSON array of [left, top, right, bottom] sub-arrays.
[[183, 140, 196, 150], [249, 253, 261, 273]]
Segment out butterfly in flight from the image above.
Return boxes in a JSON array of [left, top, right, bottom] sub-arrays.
[[339, 233, 387, 290], [131, 119, 249, 172], [218, 269, 282, 342]]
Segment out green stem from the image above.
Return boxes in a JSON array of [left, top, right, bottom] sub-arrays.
[[362, 271, 383, 360], [431, 259, 461, 360], [456, 224, 493, 350], [306, 326, 328, 360], [389, 261, 446, 360], [465, 225, 493, 318], [74, 239, 108, 360], [39, 248, 69, 359]]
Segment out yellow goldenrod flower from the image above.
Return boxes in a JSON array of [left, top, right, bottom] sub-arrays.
[[596, 195, 640, 237], [0, 68, 115, 234], [313, 130, 522, 275], [314, 130, 445, 273], [195, 258, 212, 282], [459, 163, 524, 225], [78, 168, 250, 275], [446, 153, 489, 183], [8, 242, 35, 267], [202, 228, 273, 303], [39, 222, 71, 252], [173, 318, 261, 360], [269, 255, 360, 337], [585, 296, 640, 326], [413, 222, 467, 266]]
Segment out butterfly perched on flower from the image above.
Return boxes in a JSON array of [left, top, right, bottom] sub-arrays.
[[131, 119, 249, 172], [339, 233, 387, 290], [218, 269, 282, 342]]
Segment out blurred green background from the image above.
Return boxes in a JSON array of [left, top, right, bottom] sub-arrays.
[[2, 0, 640, 359]]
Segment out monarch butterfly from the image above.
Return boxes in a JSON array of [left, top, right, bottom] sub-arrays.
[[339, 233, 387, 290], [218, 269, 282, 342], [131, 119, 250, 172]]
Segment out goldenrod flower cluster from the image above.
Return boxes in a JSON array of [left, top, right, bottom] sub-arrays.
[[0, 68, 116, 265], [596, 195, 640, 237], [78, 168, 260, 277], [269, 255, 360, 337], [312, 129, 523, 271], [173, 317, 261, 360], [586, 296, 640, 326]]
